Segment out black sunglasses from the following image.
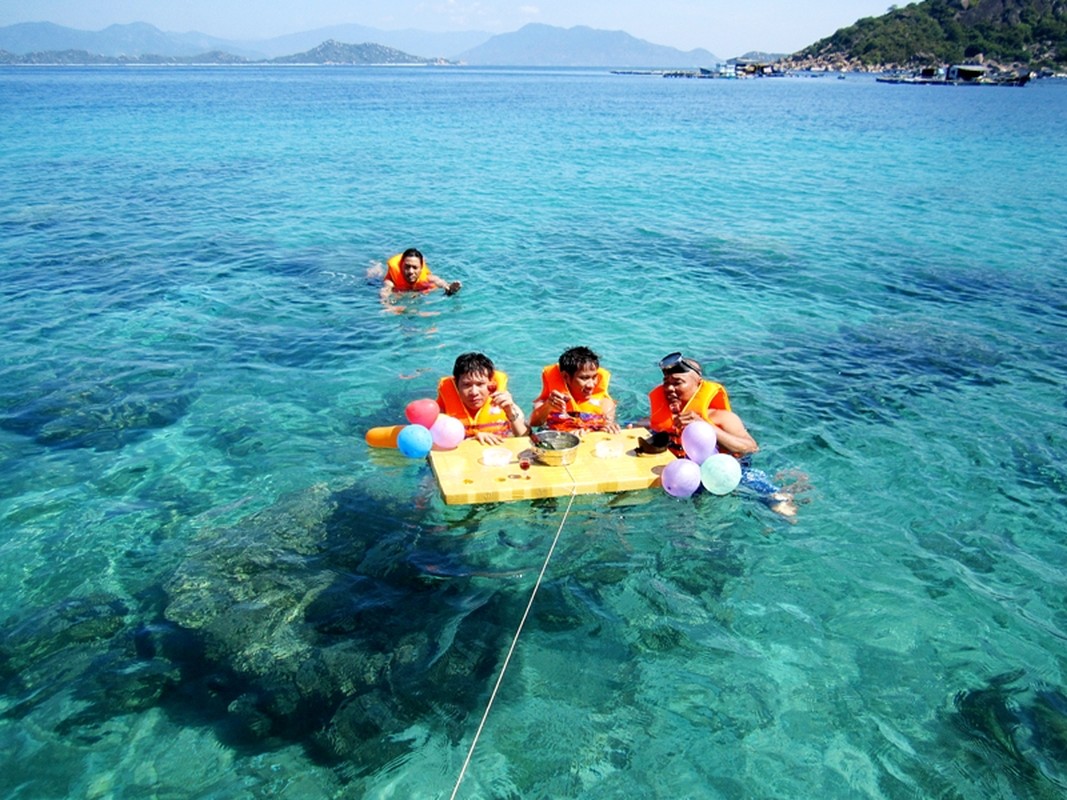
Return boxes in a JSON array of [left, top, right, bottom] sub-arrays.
[[659, 352, 702, 375]]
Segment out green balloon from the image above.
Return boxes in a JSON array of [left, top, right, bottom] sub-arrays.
[[700, 454, 742, 495]]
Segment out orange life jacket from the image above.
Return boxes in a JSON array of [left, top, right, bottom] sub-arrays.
[[436, 371, 512, 438], [386, 253, 436, 292], [535, 364, 613, 431], [649, 380, 731, 456]]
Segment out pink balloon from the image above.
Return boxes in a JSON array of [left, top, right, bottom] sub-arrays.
[[680, 420, 718, 464], [405, 398, 440, 428], [661, 458, 702, 498], [430, 414, 465, 450]]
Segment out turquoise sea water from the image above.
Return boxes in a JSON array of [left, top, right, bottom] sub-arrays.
[[2, 65, 1066, 798]]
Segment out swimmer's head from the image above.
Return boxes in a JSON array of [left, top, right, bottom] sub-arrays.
[[559, 346, 601, 400], [660, 353, 703, 409], [399, 248, 424, 284], [452, 352, 496, 413]]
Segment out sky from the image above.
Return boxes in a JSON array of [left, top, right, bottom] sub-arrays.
[[0, 1, 897, 57]]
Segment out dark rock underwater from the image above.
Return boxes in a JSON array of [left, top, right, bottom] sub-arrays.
[[1, 480, 518, 771]]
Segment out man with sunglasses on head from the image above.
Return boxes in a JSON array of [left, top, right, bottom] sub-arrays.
[[649, 352, 758, 459], [650, 352, 798, 516]]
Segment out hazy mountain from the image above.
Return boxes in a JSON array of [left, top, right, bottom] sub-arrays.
[[254, 24, 490, 59], [0, 21, 487, 62], [0, 48, 250, 66], [735, 51, 788, 63], [456, 23, 719, 67], [0, 42, 445, 66], [0, 21, 265, 59], [0, 20, 720, 67], [270, 40, 448, 65]]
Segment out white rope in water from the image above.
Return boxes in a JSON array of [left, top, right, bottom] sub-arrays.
[[448, 466, 578, 800]]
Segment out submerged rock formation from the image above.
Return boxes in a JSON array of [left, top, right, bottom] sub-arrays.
[[1, 480, 516, 768]]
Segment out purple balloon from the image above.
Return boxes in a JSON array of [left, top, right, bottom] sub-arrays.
[[661, 457, 703, 498], [681, 420, 719, 464], [430, 414, 465, 450]]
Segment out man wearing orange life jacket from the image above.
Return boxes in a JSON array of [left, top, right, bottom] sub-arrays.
[[529, 346, 620, 433], [648, 352, 758, 459], [649, 353, 800, 517], [380, 248, 461, 302], [436, 352, 528, 445]]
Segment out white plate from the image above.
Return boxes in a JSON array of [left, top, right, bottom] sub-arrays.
[[479, 447, 512, 467]]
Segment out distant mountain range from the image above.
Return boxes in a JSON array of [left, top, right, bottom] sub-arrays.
[[0, 21, 720, 67], [0, 39, 447, 66], [0, 21, 265, 59]]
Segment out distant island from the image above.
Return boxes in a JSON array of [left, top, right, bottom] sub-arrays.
[[0, 40, 451, 66], [0, 22, 717, 68], [779, 0, 1066, 72], [270, 40, 451, 66]]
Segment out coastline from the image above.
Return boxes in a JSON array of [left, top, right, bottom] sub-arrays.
[[776, 51, 1042, 78]]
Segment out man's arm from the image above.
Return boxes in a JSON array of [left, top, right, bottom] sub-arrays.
[[707, 409, 759, 456], [600, 397, 621, 433], [430, 274, 462, 295]]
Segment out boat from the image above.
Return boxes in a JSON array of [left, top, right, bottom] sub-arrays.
[[876, 64, 1032, 86], [876, 65, 946, 84]]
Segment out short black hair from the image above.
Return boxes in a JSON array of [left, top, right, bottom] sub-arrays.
[[452, 352, 495, 380], [401, 247, 423, 264], [558, 346, 599, 376]]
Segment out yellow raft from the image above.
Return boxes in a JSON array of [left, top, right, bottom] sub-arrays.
[[428, 428, 674, 505]]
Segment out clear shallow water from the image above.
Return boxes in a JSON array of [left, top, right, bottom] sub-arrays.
[[1, 66, 1066, 798]]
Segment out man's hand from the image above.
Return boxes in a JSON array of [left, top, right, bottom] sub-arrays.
[[547, 389, 568, 412], [674, 410, 704, 429]]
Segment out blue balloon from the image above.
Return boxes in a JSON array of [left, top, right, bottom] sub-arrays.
[[397, 424, 433, 458]]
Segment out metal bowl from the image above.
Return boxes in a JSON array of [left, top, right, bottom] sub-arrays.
[[531, 430, 580, 466]]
